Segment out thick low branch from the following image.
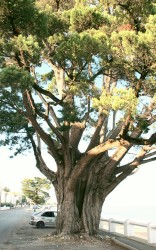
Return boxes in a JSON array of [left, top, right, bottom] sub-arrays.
[[104, 143, 151, 196], [36, 148, 57, 187], [113, 145, 155, 175], [68, 139, 128, 190], [104, 167, 133, 197], [102, 143, 131, 180]]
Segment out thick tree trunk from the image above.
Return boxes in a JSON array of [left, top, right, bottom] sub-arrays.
[[56, 166, 80, 235], [56, 168, 104, 236], [57, 188, 80, 234], [82, 168, 104, 235], [56, 187, 104, 235], [82, 191, 104, 235]]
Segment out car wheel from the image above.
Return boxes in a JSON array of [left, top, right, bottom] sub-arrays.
[[36, 221, 45, 228]]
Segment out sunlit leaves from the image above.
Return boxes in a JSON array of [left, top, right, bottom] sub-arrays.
[[49, 31, 108, 72], [110, 19, 156, 78], [145, 15, 156, 35], [93, 88, 138, 116], [10, 35, 41, 63], [111, 30, 137, 57], [22, 177, 51, 204]]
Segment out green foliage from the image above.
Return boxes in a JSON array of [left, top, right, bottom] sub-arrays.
[[22, 177, 51, 204], [0, 0, 47, 38], [93, 87, 138, 116], [3, 187, 10, 193], [0, 121, 34, 157], [137, 117, 150, 133], [70, 6, 110, 32], [9, 35, 41, 64], [0, 0, 156, 172], [36, 0, 75, 11], [49, 30, 109, 74], [0, 66, 34, 91], [47, 12, 70, 35], [58, 103, 81, 127]]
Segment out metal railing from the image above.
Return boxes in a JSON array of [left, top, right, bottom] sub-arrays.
[[99, 218, 156, 244]]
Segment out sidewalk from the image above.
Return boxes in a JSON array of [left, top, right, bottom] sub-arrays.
[[100, 230, 156, 250], [0, 206, 10, 210]]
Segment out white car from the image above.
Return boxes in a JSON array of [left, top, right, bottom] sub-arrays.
[[29, 210, 57, 228]]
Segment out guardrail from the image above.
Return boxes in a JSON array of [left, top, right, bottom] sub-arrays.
[[99, 218, 156, 244]]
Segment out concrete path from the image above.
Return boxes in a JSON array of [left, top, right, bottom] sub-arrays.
[[100, 230, 156, 250]]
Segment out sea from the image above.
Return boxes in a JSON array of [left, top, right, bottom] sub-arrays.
[[101, 205, 156, 224]]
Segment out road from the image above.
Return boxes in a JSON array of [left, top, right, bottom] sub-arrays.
[[0, 207, 58, 249], [0, 208, 35, 250], [0, 208, 29, 241]]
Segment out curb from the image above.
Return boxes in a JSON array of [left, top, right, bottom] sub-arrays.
[[112, 237, 138, 250], [0, 207, 10, 211]]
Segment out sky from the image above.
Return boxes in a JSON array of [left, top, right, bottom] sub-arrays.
[[104, 160, 156, 207], [0, 146, 56, 192], [0, 145, 156, 208]]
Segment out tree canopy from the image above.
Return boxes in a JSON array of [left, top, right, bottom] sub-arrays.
[[22, 177, 51, 204], [0, 0, 156, 236]]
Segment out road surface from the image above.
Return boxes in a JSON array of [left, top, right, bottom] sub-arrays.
[[0, 208, 26, 241], [0, 207, 59, 249], [0, 207, 32, 249]]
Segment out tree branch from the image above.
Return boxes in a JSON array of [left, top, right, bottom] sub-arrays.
[[25, 126, 57, 187], [124, 132, 156, 145], [143, 150, 156, 159], [141, 157, 156, 165], [33, 84, 63, 105], [86, 113, 107, 151], [27, 90, 65, 145], [113, 145, 156, 175], [68, 139, 128, 190], [23, 91, 60, 164], [31, 66, 61, 128]]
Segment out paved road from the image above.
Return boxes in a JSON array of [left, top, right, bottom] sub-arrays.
[[0, 207, 30, 246]]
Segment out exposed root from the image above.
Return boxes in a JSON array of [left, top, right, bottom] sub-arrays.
[[41, 232, 112, 246]]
